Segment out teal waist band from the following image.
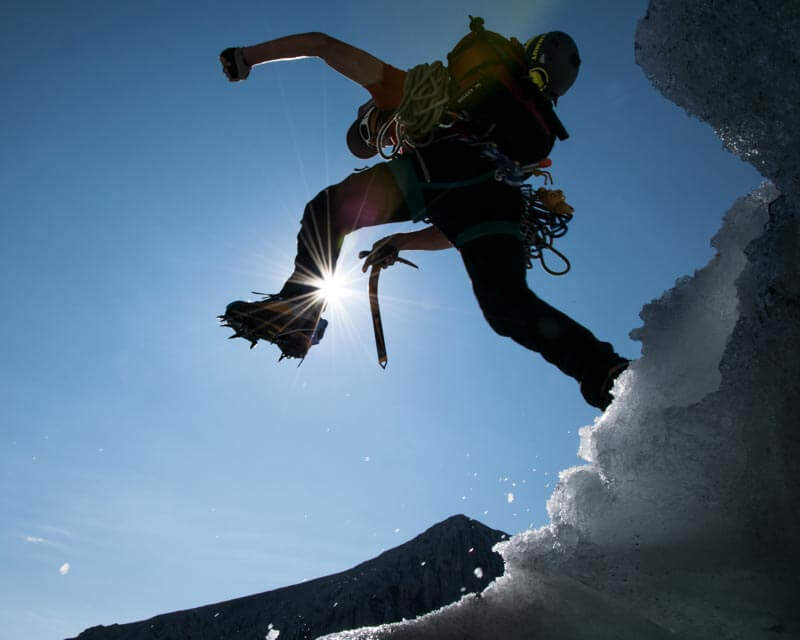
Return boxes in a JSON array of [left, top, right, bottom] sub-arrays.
[[388, 154, 498, 223], [418, 170, 497, 191]]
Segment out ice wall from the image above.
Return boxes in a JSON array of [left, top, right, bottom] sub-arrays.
[[322, 1, 800, 639], [633, 0, 800, 201]]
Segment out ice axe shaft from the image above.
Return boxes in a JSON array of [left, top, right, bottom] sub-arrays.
[[368, 265, 388, 368], [358, 250, 418, 368]]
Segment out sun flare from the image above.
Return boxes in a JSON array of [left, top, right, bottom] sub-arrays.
[[311, 270, 355, 308], [315, 275, 346, 303]]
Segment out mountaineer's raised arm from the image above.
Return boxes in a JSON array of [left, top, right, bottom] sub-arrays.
[[220, 33, 386, 87]]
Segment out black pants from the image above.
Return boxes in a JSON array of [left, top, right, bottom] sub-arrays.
[[459, 234, 622, 385], [281, 144, 624, 397]]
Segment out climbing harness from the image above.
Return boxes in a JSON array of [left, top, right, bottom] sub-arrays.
[[356, 179, 573, 367], [357, 246, 418, 368], [477, 142, 554, 186]]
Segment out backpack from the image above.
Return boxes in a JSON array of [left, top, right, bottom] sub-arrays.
[[346, 17, 568, 165], [446, 16, 569, 166]]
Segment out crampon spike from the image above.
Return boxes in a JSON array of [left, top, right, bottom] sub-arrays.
[[221, 297, 321, 361]]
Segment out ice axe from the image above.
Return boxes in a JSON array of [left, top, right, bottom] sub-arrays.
[[358, 247, 418, 368]]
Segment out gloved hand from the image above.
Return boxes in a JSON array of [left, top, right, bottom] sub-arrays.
[[360, 237, 400, 273], [220, 47, 251, 82], [536, 188, 574, 216]]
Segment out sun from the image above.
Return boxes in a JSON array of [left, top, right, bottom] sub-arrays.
[[311, 269, 356, 308], [315, 274, 346, 303]]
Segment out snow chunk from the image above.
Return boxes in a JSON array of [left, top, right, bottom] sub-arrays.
[[265, 623, 280, 640]]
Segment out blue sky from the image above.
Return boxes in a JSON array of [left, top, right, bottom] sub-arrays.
[[0, 0, 761, 638]]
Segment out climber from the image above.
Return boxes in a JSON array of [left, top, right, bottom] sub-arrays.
[[217, 18, 629, 410]]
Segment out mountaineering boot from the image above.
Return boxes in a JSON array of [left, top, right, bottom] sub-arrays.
[[580, 359, 630, 411], [219, 294, 327, 360]]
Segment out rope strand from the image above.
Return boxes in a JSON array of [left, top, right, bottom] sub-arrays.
[[520, 185, 574, 275], [377, 62, 452, 159]]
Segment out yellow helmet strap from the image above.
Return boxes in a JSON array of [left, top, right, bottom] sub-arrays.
[[528, 67, 550, 92]]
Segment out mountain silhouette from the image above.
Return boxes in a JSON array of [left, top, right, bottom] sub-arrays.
[[69, 515, 507, 640]]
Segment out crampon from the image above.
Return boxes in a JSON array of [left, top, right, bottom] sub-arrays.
[[218, 294, 328, 362]]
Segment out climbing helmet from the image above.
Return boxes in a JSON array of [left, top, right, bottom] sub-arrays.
[[524, 31, 581, 103]]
